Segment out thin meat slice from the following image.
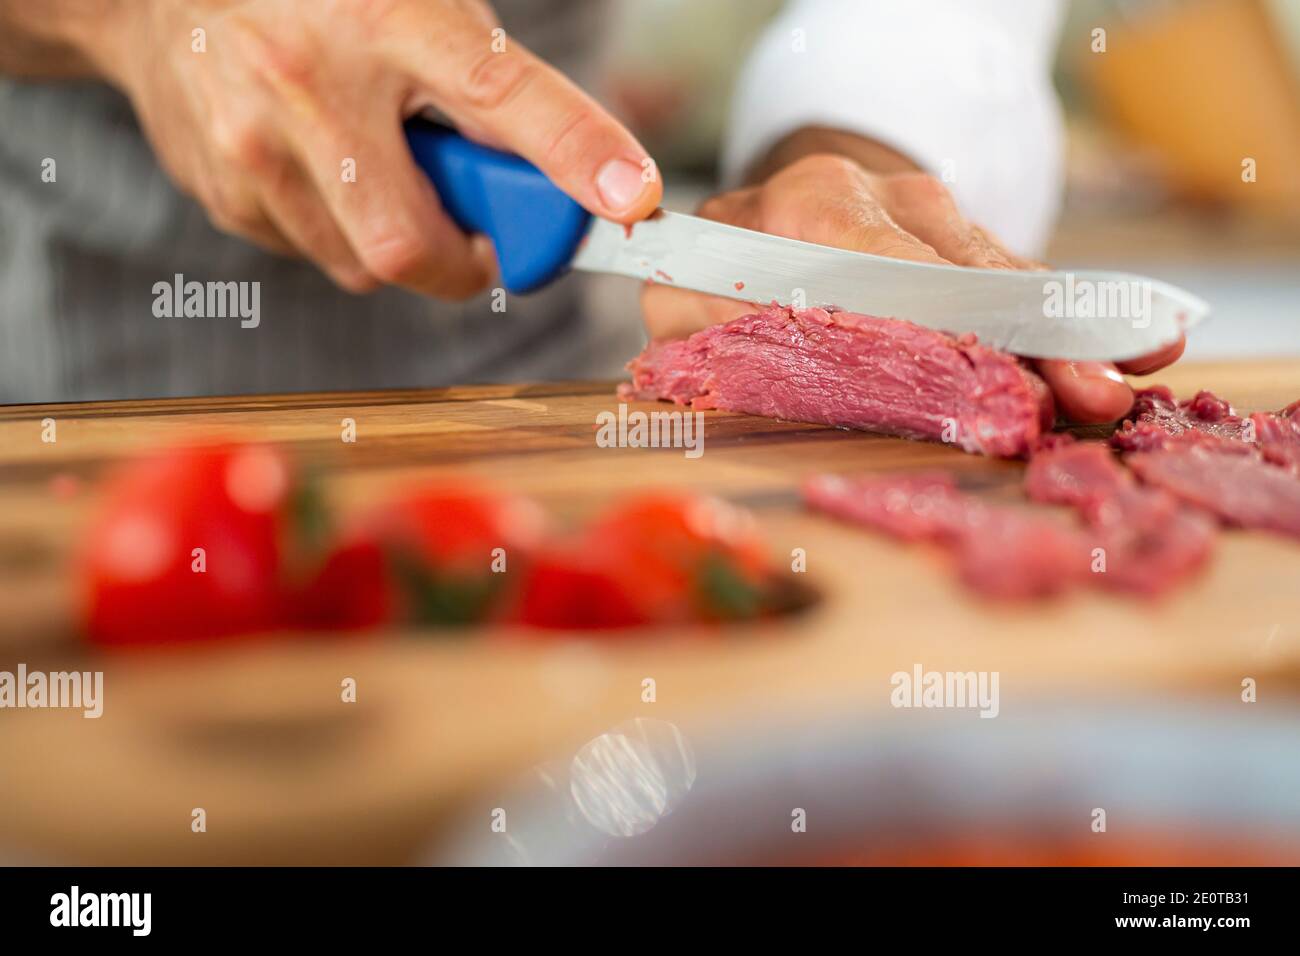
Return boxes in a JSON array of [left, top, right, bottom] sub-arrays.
[[1025, 439, 1216, 595], [1108, 385, 1300, 536], [801, 472, 980, 543], [1025, 437, 1128, 510], [1113, 385, 1300, 473], [1252, 402, 1300, 473], [1127, 440, 1300, 539], [1111, 386, 1253, 453], [803, 472, 1089, 599], [955, 515, 1091, 600], [804, 439, 1218, 601], [623, 306, 1054, 458]]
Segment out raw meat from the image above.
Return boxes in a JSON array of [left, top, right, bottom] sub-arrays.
[[803, 472, 1089, 599], [1111, 386, 1253, 453], [1127, 441, 1300, 539], [1025, 439, 1216, 595], [1253, 400, 1300, 473], [1112, 386, 1300, 472], [802, 472, 985, 543], [622, 306, 1054, 458], [1111, 386, 1300, 537], [805, 438, 1217, 600]]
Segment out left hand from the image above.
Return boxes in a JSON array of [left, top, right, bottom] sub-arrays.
[[641, 152, 1184, 424]]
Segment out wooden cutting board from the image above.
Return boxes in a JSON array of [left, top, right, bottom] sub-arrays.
[[1, 361, 1299, 864]]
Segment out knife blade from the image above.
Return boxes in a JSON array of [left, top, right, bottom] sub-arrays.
[[406, 122, 1208, 362], [571, 211, 1207, 362]]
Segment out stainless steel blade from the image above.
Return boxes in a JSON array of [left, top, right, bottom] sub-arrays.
[[571, 211, 1208, 362]]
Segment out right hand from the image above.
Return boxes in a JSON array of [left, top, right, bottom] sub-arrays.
[[100, 0, 661, 296]]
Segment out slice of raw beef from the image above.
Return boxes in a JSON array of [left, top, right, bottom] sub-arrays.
[[803, 472, 1090, 599], [1112, 386, 1300, 472], [805, 437, 1217, 600], [1110, 386, 1300, 536], [1253, 400, 1300, 473], [1025, 439, 1216, 595], [1110, 386, 1254, 452], [622, 306, 1054, 458], [1126, 440, 1300, 539]]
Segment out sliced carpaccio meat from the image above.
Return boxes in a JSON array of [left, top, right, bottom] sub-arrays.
[[1253, 401, 1300, 473], [1112, 385, 1300, 472], [1127, 440, 1300, 539], [803, 472, 1090, 599], [1111, 386, 1253, 452], [1025, 439, 1216, 595], [806, 436, 1220, 600], [622, 306, 1054, 458], [1112, 386, 1300, 538], [801, 472, 980, 543]]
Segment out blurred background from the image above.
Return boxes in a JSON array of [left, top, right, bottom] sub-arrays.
[[588, 0, 1300, 362]]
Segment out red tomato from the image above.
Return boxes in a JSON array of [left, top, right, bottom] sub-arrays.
[[513, 493, 774, 631], [589, 493, 772, 622], [511, 540, 650, 630], [366, 483, 546, 626], [284, 532, 392, 632], [82, 443, 295, 647]]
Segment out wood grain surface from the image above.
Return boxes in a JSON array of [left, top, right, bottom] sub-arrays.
[[1, 362, 1299, 863]]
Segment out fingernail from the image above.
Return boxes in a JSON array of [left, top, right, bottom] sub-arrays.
[[1070, 362, 1126, 385], [596, 158, 650, 214], [470, 234, 499, 279]]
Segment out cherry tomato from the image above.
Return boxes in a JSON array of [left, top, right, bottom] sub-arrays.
[[511, 540, 649, 630], [367, 483, 546, 626], [284, 532, 392, 632], [514, 493, 775, 630], [83, 442, 296, 647]]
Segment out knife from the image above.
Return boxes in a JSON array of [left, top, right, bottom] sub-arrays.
[[405, 121, 1207, 362]]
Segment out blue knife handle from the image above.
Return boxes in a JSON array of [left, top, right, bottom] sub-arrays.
[[404, 120, 593, 294]]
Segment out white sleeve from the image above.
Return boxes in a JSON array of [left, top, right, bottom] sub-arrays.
[[722, 0, 1067, 258]]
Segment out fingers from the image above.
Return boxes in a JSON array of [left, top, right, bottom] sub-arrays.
[[641, 160, 959, 342], [696, 188, 762, 230], [639, 189, 763, 340], [1034, 360, 1134, 424], [199, 186, 296, 259], [1036, 336, 1184, 424], [1116, 336, 1186, 376], [254, 159, 378, 294], [759, 155, 952, 266], [291, 115, 497, 299], [880, 171, 1029, 269], [641, 284, 751, 341], [189, 132, 297, 257], [398, 14, 661, 222]]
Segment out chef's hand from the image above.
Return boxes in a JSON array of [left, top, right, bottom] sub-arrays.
[[95, 0, 660, 297], [641, 138, 1183, 425]]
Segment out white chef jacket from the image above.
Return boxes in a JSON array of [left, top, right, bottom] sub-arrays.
[[724, 0, 1068, 258]]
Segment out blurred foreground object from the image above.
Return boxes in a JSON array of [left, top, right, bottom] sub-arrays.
[[434, 702, 1300, 865], [78, 441, 799, 645], [82, 443, 299, 647], [1082, 0, 1300, 215]]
